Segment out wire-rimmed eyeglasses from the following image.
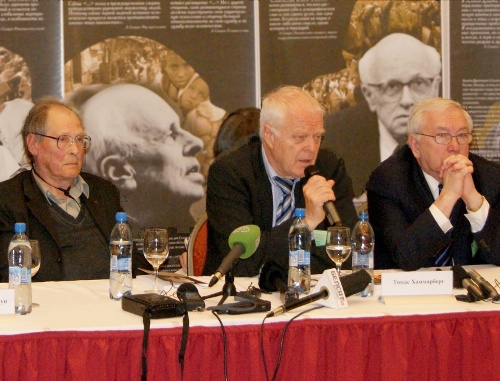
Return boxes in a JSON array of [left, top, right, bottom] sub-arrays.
[[34, 133, 91, 150], [366, 77, 436, 102], [414, 132, 473, 145]]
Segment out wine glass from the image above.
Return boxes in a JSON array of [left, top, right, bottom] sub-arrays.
[[143, 228, 169, 294], [30, 240, 41, 307], [325, 226, 352, 276]]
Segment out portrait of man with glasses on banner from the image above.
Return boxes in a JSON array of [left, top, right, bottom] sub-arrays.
[[0, 97, 123, 282], [323, 33, 441, 198], [367, 98, 499, 271]]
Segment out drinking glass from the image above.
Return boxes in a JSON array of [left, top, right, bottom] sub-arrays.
[[30, 240, 41, 277], [30, 240, 41, 307], [325, 226, 352, 276], [143, 228, 169, 294]]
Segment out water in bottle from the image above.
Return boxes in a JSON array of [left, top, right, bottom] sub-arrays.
[[351, 210, 375, 297], [109, 212, 133, 300], [288, 208, 311, 295], [8, 222, 32, 315]]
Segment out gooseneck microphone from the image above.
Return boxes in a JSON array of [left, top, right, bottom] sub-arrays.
[[452, 265, 485, 302], [304, 165, 342, 226], [32, 167, 81, 206], [209, 225, 261, 287], [266, 269, 371, 317]]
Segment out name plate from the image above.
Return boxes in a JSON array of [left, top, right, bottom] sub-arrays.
[[0, 289, 15, 315], [381, 271, 456, 305]]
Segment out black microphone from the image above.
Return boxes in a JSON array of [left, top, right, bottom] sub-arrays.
[[266, 269, 371, 317], [469, 269, 499, 299], [451, 265, 470, 289], [258, 261, 288, 293], [462, 278, 485, 302], [304, 165, 342, 226]]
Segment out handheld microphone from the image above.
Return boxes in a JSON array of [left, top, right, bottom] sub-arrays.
[[462, 278, 485, 301], [304, 165, 342, 226], [209, 225, 261, 287], [469, 269, 499, 299], [266, 269, 371, 317]]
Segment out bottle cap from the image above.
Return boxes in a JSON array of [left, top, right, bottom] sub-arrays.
[[358, 210, 368, 221], [14, 222, 26, 233], [115, 212, 127, 222], [294, 208, 305, 218]]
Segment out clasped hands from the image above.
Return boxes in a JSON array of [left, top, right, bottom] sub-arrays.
[[437, 154, 483, 217]]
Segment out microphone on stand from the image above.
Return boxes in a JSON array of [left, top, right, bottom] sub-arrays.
[[469, 269, 499, 300], [259, 260, 298, 304], [452, 265, 485, 302], [266, 269, 371, 317], [209, 225, 261, 287], [304, 165, 342, 226]]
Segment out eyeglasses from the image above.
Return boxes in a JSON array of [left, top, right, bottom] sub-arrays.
[[415, 132, 473, 145], [366, 77, 435, 101], [35, 133, 91, 150]]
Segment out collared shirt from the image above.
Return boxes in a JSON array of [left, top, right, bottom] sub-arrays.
[[33, 172, 89, 219], [422, 170, 489, 234], [378, 120, 399, 162], [261, 147, 298, 227]]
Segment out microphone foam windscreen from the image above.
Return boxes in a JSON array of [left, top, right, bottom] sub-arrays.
[[228, 225, 261, 259], [258, 261, 287, 292], [304, 165, 320, 180], [452, 265, 470, 288], [340, 270, 372, 297]]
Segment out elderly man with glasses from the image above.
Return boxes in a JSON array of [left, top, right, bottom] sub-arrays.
[[367, 98, 500, 270], [0, 97, 123, 281], [324, 33, 442, 198]]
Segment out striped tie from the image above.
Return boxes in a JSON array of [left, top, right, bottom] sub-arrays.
[[434, 183, 452, 266], [275, 176, 294, 226]]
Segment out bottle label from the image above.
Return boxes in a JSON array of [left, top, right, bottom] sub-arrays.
[[9, 267, 31, 285], [111, 257, 131, 272], [289, 249, 310, 266]]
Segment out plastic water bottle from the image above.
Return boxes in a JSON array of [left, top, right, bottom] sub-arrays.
[[8, 222, 32, 315], [351, 210, 374, 297], [288, 208, 311, 295], [109, 212, 133, 300]]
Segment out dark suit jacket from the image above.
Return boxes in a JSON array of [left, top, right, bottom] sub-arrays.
[[0, 171, 123, 281], [323, 100, 380, 197], [203, 136, 357, 277], [366, 145, 500, 270]]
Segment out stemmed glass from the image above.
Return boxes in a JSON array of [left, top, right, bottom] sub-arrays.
[[143, 228, 169, 294], [325, 226, 352, 276], [30, 240, 41, 307]]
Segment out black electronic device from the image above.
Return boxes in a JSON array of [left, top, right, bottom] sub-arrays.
[[177, 283, 205, 312], [122, 293, 185, 319]]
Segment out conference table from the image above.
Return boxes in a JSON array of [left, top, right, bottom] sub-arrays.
[[0, 265, 499, 381]]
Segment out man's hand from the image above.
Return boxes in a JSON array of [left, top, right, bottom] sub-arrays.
[[436, 154, 482, 215], [302, 174, 335, 230]]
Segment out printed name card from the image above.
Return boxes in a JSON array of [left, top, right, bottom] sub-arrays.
[[381, 271, 456, 305], [0, 289, 15, 315]]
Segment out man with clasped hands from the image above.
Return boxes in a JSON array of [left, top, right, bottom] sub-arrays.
[[367, 98, 499, 270], [203, 86, 357, 277], [0, 98, 123, 281]]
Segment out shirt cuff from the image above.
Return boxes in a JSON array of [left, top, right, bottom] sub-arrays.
[[429, 204, 453, 233], [465, 197, 489, 233]]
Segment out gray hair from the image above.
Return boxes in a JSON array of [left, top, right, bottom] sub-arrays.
[[22, 97, 82, 166], [259, 85, 325, 137], [408, 98, 473, 135]]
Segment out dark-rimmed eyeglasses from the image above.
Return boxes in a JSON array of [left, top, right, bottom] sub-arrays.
[[34, 133, 91, 150], [415, 132, 472, 145], [366, 77, 435, 101]]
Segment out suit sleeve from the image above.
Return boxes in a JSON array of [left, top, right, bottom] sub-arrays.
[[204, 158, 293, 277]]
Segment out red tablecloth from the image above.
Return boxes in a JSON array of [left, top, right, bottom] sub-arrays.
[[1, 310, 499, 381]]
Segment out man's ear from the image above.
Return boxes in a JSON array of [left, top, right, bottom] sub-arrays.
[[408, 134, 420, 159], [361, 84, 378, 112], [26, 134, 38, 157], [100, 155, 137, 191], [262, 123, 275, 149]]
